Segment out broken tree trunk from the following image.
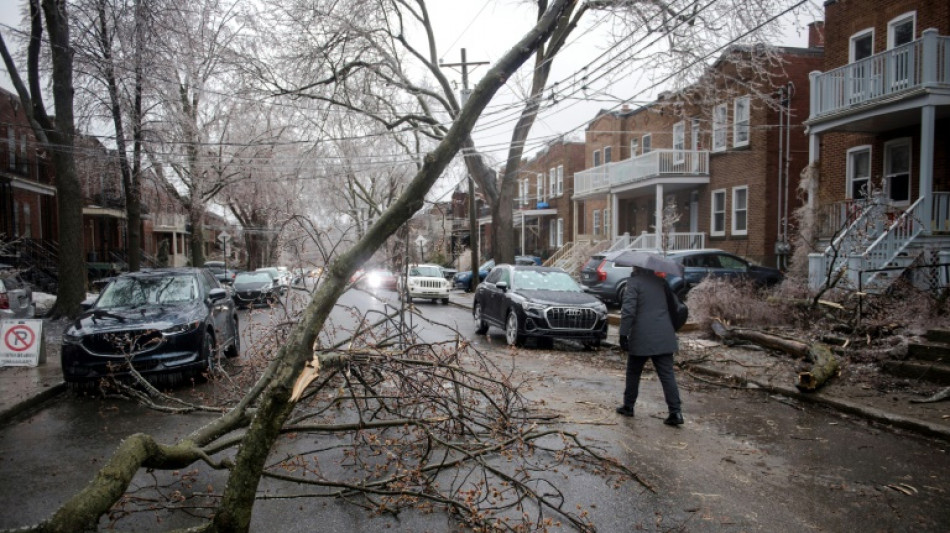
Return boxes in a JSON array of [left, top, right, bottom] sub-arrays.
[[710, 320, 840, 392]]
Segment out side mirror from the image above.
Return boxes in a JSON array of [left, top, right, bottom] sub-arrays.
[[209, 287, 228, 301], [495, 281, 508, 291]]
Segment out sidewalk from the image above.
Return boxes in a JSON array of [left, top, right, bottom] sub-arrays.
[[0, 319, 66, 425], [447, 289, 950, 441]]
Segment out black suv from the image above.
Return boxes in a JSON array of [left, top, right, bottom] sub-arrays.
[[62, 268, 241, 388], [581, 249, 784, 302], [473, 265, 608, 348]]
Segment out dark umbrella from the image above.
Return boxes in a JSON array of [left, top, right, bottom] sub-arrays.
[[605, 250, 684, 277]]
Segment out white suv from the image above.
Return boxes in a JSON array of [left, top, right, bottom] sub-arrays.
[[400, 264, 451, 304]]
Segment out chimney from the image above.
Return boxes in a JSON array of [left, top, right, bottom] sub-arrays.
[[808, 21, 825, 48]]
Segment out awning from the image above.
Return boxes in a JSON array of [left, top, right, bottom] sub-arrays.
[[9, 176, 56, 196], [82, 206, 127, 219]]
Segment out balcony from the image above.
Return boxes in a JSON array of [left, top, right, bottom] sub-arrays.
[[809, 30, 950, 124], [573, 149, 710, 198], [153, 213, 188, 232]]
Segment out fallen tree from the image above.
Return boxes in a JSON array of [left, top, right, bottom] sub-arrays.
[[4, 2, 652, 532], [710, 320, 840, 392]]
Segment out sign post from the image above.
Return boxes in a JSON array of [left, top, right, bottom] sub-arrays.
[[217, 231, 232, 274], [0, 319, 45, 367]]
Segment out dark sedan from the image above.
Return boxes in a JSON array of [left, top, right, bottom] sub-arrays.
[[61, 268, 240, 388], [232, 271, 282, 308], [473, 265, 608, 348], [454, 256, 542, 290]]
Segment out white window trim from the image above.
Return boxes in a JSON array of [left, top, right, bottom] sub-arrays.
[[536, 173, 543, 202], [733, 96, 750, 148], [846, 145, 872, 200], [556, 165, 563, 196], [549, 219, 557, 247], [630, 138, 639, 158], [549, 168, 556, 199], [604, 146, 612, 164], [731, 186, 748, 236], [593, 149, 601, 167], [849, 28, 874, 63], [711, 189, 726, 237], [556, 218, 564, 247], [642, 134, 652, 154], [887, 12, 916, 49], [884, 138, 912, 206], [673, 121, 685, 163], [603, 208, 610, 238], [712, 104, 727, 152], [592, 210, 601, 236]]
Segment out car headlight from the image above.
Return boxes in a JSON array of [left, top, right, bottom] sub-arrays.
[[592, 302, 608, 315], [523, 302, 547, 315], [163, 320, 202, 335], [63, 330, 83, 345]]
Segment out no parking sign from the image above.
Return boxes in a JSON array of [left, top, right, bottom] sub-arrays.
[[0, 320, 45, 367]]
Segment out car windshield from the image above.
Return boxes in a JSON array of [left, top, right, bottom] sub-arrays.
[[513, 270, 582, 292], [236, 272, 272, 284], [205, 265, 225, 274], [409, 266, 442, 277], [256, 269, 278, 279], [96, 274, 198, 308]]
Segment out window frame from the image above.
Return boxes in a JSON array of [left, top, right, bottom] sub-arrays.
[[884, 138, 912, 206], [849, 28, 874, 63], [673, 121, 685, 163], [556, 218, 564, 247], [887, 12, 915, 49], [556, 165, 563, 196], [630, 138, 639, 158], [641, 134, 652, 154], [536, 172, 544, 202], [603, 208, 610, 238], [592, 209, 601, 236], [604, 146, 612, 164], [711, 189, 726, 236], [593, 149, 602, 167], [731, 186, 748, 236], [733, 96, 750, 148], [549, 219, 557, 247], [712, 104, 727, 152], [846, 145, 872, 200], [549, 168, 556, 198]]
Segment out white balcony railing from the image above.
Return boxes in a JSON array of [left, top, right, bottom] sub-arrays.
[[153, 213, 188, 230], [811, 30, 950, 119], [573, 149, 709, 197]]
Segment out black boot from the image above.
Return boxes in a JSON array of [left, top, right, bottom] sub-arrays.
[[615, 405, 635, 417], [663, 412, 684, 426]]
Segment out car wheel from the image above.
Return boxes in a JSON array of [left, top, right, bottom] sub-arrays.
[[473, 302, 489, 334], [616, 283, 626, 304], [201, 332, 217, 377], [583, 339, 601, 350], [537, 337, 554, 349], [441, 297, 449, 305], [505, 311, 525, 347], [225, 318, 241, 358]]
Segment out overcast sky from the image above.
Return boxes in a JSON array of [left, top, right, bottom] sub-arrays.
[[0, 0, 818, 166]]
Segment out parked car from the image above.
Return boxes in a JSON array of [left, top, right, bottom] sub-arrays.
[[233, 271, 283, 308], [256, 267, 289, 294], [203, 261, 238, 285], [453, 256, 542, 291], [473, 264, 608, 348], [364, 269, 398, 291], [399, 264, 451, 304], [0, 264, 34, 319], [580, 248, 784, 302], [61, 268, 240, 388]]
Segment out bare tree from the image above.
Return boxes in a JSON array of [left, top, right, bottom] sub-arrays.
[[0, 0, 87, 317]]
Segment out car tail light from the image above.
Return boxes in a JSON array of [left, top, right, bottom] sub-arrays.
[[596, 260, 607, 282], [0, 293, 8, 310]]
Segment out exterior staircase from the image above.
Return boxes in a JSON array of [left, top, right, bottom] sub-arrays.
[[883, 328, 950, 385]]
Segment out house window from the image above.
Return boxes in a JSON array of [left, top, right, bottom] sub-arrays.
[[733, 96, 750, 147], [884, 139, 911, 205], [556, 218, 564, 247], [22, 203, 31, 238], [7, 127, 15, 170], [549, 219, 557, 247], [850, 29, 874, 62], [630, 138, 639, 158], [593, 209, 601, 235], [673, 122, 685, 163], [887, 13, 915, 48], [712, 104, 727, 152], [536, 173, 544, 202], [690, 118, 701, 171], [603, 208, 610, 238], [711, 189, 726, 236], [593, 150, 602, 167], [556, 165, 563, 195], [732, 186, 748, 235], [847, 146, 872, 200], [604, 146, 612, 164], [642, 134, 652, 154], [549, 168, 556, 198], [521, 178, 528, 206]]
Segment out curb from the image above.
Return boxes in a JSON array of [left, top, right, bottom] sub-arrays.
[[687, 365, 950, 442], [0, 381, 66, 427]]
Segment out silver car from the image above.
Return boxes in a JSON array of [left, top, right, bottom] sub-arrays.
[[0, 265, 35, 319]]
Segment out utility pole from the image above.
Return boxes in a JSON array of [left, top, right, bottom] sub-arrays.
[[441, 48, 488, 293]]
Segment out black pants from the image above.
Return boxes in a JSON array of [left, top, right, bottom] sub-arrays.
[[623, 353, 681, 413]]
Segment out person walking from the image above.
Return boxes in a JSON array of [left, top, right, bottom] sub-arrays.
[[616, 266, 683, 425]]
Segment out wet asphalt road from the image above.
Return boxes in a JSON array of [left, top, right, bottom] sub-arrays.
[[1, 287, 949, 531]]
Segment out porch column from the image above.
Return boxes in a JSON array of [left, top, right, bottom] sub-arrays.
[[807, 130, 820, 212], [655, 184, 664, 248], [611, 193, 619, 241], [920, 104, 935, 234], [172, 231, 179, 265]]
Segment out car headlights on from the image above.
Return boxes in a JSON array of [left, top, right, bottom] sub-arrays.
[[163, 319, 202, 335]]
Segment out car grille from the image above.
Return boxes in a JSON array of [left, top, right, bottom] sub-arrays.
[[544, 307, 598, 330], [414, 279, 443, 289], [83, 329, 165, 356], [237, 290, 261, 300]]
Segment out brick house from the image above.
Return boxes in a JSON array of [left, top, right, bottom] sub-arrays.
[[515, 139, 585, 259], [804, 0, 950, 290], [570, 38, 824, 269]]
